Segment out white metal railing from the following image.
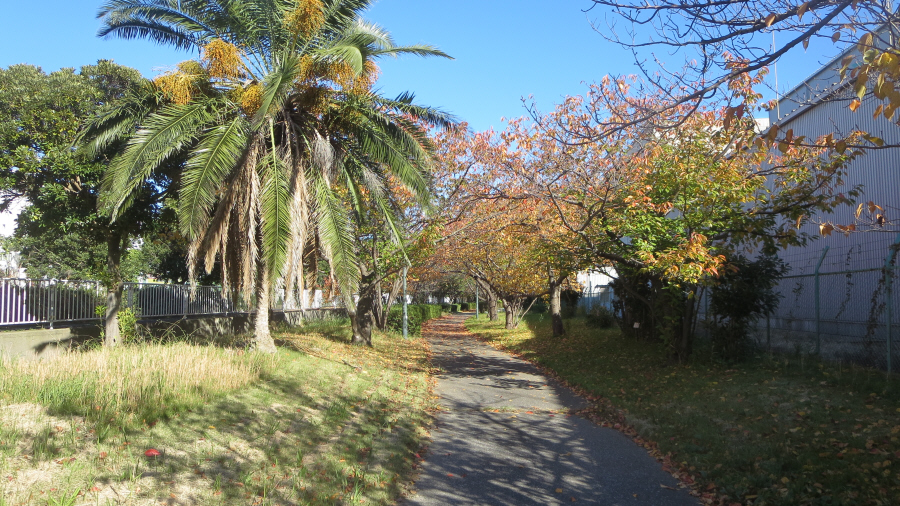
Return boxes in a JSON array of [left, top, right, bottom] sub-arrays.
[[0, 278, 342, 327], [0, 278, 103, 327]]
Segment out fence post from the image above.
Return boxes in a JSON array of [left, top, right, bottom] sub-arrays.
[[814, 246, 829, 356], [48, 281, 55, 329], [883, 234, 900, 376]]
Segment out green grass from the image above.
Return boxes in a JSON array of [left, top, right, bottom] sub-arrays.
[[467, 313, 900, 506], [0, 318, 435, 505]]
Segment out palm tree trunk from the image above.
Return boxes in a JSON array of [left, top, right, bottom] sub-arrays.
[[254, 263, 277, 353]]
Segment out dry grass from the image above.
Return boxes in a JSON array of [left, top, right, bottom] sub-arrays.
[[0, 319, 436, 505], [0, 343, 275, 431]]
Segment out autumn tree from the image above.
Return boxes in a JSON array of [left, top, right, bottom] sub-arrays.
[[562, 76, 857, 358], [464, 69, 861, 359], [586, 0, 900, 144]]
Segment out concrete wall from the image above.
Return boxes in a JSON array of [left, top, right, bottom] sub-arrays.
[[0, 308, 348, 360], [0, 325, 101, 360]]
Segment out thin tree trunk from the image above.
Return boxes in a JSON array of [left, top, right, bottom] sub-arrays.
[[376, 277, 402, 330], [677, 290, 697, 362], [253, 263, 277, 353], [103, 233, 123, 347]]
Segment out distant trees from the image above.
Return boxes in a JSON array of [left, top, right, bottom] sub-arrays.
[[431, 69, 860, 358]]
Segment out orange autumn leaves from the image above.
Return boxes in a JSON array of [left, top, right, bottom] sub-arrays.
[[428, 71, 859, 289]]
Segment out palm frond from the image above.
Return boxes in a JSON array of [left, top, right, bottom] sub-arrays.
[[77, 81, 159, 158], [377, 92, 459, 129], [179, 116, 249, 239], [259, 119, 293, 282], [97, 0, 213, 50], [252, 52, 302, 128], [370, 44, 452, 59], [100, 100, 215, 220], [313, 174, 358, 310]]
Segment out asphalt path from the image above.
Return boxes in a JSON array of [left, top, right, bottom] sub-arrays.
[[403, 313, 699, 506]]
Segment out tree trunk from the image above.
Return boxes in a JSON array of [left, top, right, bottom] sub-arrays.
[[103, 233, 123, 347], [504, 297, 523, 329], [351, 269, 376, 347], [375, 277, 402, 330], [676, 291, 697, 362], [253, 263, 277, 353], [549, 279, 564, 336], [475, 278, 499, 321]]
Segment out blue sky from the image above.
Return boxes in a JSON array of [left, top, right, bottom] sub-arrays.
[[0, 1, 845, 132]]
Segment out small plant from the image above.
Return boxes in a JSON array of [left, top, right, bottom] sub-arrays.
[[95, 304, 142, 344], [585, 304, 615, 328], [48, 489, 81, 506], [117, 306, 141, 344]]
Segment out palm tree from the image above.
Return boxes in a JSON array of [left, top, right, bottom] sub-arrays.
[[85, 0, 455, 351]]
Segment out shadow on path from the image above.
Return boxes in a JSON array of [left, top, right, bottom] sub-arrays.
[[404, 313, 698, 506]]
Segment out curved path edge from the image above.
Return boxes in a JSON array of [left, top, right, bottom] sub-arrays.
[[402, 313, 699, 506]]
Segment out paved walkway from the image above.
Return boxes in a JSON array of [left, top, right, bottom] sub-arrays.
[[404, 313, 698, 506]]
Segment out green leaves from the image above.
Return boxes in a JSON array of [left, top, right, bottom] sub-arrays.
[[179, 117, 249, 238], [90, 0, 455, 316], [259, 119, 292, 282], [314, 175, 359, 310], [101, 101, 213, 220]]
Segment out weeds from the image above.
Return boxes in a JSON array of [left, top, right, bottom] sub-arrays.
[[0, 321, 434, 505]]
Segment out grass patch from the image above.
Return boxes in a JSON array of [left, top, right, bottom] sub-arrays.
[[0, 318, 435, 505], [467, 313, 900, 506]]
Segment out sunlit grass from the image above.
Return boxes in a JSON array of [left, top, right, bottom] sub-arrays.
[[0, 318, 435, 505], [0, 342, 275, 431], [467, 313, 900, 506]]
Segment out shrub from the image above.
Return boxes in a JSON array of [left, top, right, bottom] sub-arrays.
[[705, 254, 787, 361], [586, 304, 615, 328], [460, 302, 470, 311], [387, 304, 444, 335]]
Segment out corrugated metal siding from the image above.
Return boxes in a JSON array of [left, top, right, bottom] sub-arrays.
[[771, 79, 900, 272], [740, 53, 900, 369]]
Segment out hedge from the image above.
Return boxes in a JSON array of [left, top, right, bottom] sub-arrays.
[[459, 302, 470, 311], [387, 304, 445, 336], [441, 303, 461, 313]]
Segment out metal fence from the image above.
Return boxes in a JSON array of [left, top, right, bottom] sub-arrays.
[[578, 285, 615, 313], [0, 278, 341, 328], [698, 235, 900, 373], [0, 279, 103, 326]]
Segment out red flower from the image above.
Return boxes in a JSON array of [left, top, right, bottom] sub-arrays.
[[144, 448, 161, 458]]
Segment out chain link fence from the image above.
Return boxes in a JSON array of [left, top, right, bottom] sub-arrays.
[[698, 235, 900, 373]]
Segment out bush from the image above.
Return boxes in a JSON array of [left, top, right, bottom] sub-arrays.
[[585, 304, 615, 328], [705, 254, 787, 361], [460, 302, 470, 311], [387, 304, 444, 336]]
